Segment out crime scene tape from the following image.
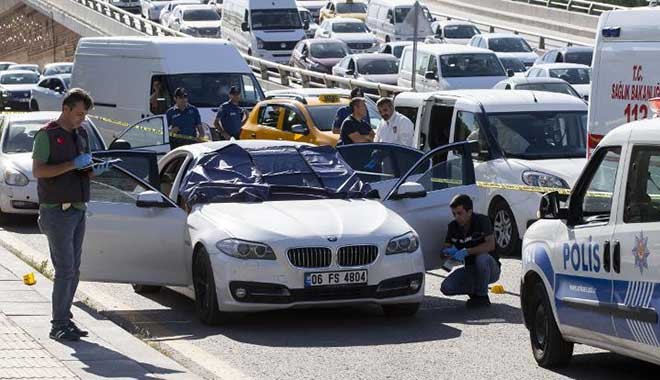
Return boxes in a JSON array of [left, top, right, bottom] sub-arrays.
[[86, 114, 212, 143]]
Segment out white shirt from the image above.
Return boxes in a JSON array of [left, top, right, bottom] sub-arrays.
[[375, 111, 415, 147]]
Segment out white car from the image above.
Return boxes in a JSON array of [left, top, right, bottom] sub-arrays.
[[169, 4, 222, 38], [493, 77, 583, 100], [378, 41, 412, 59], [0, 112, 106, 221], [468, 33, 538, 68], [159, 0, 203, 27], [527, 63, 591, 101], [31, 74, 70, 112], [7, 64, 40, 74], [332, 53, 399, 87], [41, 62, 73, 77], [299, 7, 319, 39], [0, 70, 41, 111], [428, 20, 481, 45], [141, 0, 172, 21], [0, 62, 17, 71], [75, 140, 486, 324], [315, 18, 379, 54]]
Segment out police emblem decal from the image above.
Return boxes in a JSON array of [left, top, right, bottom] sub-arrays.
[[633, 231, 651, 274]]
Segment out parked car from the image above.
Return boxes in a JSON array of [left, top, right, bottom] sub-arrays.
[[109, 0, 142, 13], [0, 71, 40, 111], [299, 7, 319, 38], [366, 0, 434, 43], [141, 0, 173, 21], [76, 140, 439, 324], [41, 62, 73, 77], [290, 38, 349, 75], [7, 64, 40, 74], [378, 41, 412, 59], [428, 20, 480, 45], [0, 112, 106, 221], [332, 53, 399, 87], [468, 33, 538, 68], [492, 77, 583, 99], [319, 0, 367, 23], [315, 18, 379, 53], [497, 56, 526, 77], [169, 4, 222, 37], [526, 63, 591, 101], [30, 74, 71, 111], [206, 0, 223, 15], [160, 0, 203, 27], [534, 46, 593, 66], [296, 0, 326, 21], [0, 62, 17, 72]]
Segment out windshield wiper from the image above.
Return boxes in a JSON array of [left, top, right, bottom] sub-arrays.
[[335, 172, 358, 194]]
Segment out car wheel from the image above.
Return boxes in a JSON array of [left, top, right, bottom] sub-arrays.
[[132, 284, 161, 294], [30, 100, 39, 111], [529, 281, 573, 368], [382, 303, 420, 317], [193, 246, 228, 325], [490, 198, 520, 257]]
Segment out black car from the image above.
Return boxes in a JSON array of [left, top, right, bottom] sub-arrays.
[[534, 46, 593, 66], [0, 71, 40, 111], [290, 38, 350, 76]]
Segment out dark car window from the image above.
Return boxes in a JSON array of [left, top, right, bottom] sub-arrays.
[[183, 8, 221, 21], [564, 51, 593, 66], [337, 144, 423, 183], [548, 68, 591, 85], [0, 73, 39, 85], [516, 83, 580, 97], [332, 22, 367, 33], [310, 42, 349, 58], [440, 53, 505, 78], [498, 57, 526, 73], [444, 25, 479, 39], [336, 2, 366, 13], [357, 59, 398, 75], [488, 37, 533, 53], [3, 120, 104, 154]]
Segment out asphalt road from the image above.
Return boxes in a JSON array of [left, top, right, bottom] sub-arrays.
[[3, 215, 659, 380]]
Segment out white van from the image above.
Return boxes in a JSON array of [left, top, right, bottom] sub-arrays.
[[394, 90, 588, 256], [398, 44, 508, 92], [71, 36, 264, 150], [365, 0, 433, 43], [221, 0, 307, 64], [589, 5, 660, 151]]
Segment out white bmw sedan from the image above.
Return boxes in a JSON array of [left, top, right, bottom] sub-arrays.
[[80, 141, 428, 324]]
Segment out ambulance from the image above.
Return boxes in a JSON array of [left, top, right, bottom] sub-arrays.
[[520, 104, 660, 367]]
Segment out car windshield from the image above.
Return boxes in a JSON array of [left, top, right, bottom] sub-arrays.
[[63, 77, 71, 87], [392, 45, 407, 58], [3, 120, 104, 154], [499, 57, 526, 73], [440, 53, 505, 78], [565, 51, 593, 66], [358, 58, 398, 75], [164, 73, 264, 108], [183, 8, 220, 21], [336, 2, 366, 13], [549, 67, 591, 85], [516, 83, 579, 97], [488, 37, 533, 53], [0, 73, 39, 84], [43, 65, 72, 76], [299, 10, 312, 24], [487, 111, 587, 159], [332, 22, 367, 33], [179, 144, 369, 204], [9, 66, 37, 72], [310, 42, 348, 58], [394, 6, 431, 23], [444, 25, 479, 39], [251, 9, 301, 30]]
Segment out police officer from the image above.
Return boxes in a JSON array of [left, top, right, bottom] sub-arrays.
[[32, 88, 110, 341], [214, 86, 246, 140], [332, 87, 371, 134], [166, 87, 205, 149], [441, 194, 501, 308], [339, 97, 375, 145]]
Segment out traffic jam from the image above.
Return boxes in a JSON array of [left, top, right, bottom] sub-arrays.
[[2, 0, 660, 372]]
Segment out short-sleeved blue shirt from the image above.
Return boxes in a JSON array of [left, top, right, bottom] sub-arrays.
[[166, 104, 201, 137], [216, 101, 245, 137], [332, 105, 370, 131]]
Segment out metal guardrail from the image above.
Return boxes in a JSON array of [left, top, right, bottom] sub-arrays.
[[512, 0, 627, 15]]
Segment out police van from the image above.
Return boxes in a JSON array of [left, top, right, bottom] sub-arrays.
[[521, 106, 660, 367]]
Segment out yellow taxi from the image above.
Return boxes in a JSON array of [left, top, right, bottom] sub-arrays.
[[319, 0, 368, 23], [241, 91, 380, 146]]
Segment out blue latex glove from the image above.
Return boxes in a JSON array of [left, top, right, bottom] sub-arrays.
[[442, 246, 458, 256], [73, 153, 92, 169], [92, 161, 111, 176], [452, 248, 469, 262]]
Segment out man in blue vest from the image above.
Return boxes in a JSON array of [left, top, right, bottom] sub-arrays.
[[166, 87, 205, 149], [214, 86, 246, 140]]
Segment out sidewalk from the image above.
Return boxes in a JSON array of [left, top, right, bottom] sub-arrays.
[[0, 247, 201, 380]]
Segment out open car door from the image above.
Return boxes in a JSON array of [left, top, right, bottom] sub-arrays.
[[337, 143, 424, 198], [108, 115, 170, 153], [93, 150, 161, 190], [383, 141, 480, 270], [79, 153, 189, 286]]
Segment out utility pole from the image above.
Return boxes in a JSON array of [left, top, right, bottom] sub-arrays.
[[410, 1, 419, 91]]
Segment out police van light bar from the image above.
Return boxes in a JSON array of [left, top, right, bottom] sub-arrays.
[[649, 98, 660, 116]]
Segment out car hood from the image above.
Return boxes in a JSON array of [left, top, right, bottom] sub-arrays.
[[507, 157, 587, 186], [184, 21, 221, 28], [197, 198, 408, 241], [334, 33, 377, 43], [443, 76, 507, 90], [4, 152, 35, 180], [1, 84, 36, 92], [571, 84, 590, 98], [444, 38, 471, 45], [313, 57, 343, 67], [337, 13, 366, 21], [496, 52, 538, 64], [360, 74, 398, 85]]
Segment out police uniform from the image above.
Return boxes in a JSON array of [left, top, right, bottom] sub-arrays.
[[166, 104, 202, 149], [441, 213, 501, 297], [216, 101, 245, 139]]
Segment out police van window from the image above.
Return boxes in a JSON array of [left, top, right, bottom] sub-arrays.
[[395, 106, 418, 126], [624, 146, 660, 223], [573, 147, 621, 224]]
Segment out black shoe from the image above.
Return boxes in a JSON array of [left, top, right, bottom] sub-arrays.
[[466, 295, 491, 309], [69, 321, 88, 337], [49, 325, 80, 341]]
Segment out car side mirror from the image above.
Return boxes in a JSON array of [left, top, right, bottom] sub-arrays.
[[346, 68, 355, 76], [136, 191, 171, 208], [54, 87, 64, 93], [109, 139, 131, 150], [241, 21, 250, 32], [538, 191, 567, 219], [507, 69, 515, 77], [304, 20, 310, 30], [290, 124, 309, 135], [392, 182, 427, 200], [424, 71, 437, 80]]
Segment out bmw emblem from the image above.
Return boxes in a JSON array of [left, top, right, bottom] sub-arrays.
[[327, 236, 338, 242], [281, 42, 287, 49]]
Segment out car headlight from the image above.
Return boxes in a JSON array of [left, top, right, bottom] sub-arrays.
[[216, 238, 276, 260], [4, 168, 29, 186], [256, 37, 265, 49], [386, 231, 419, 255], [521, 170, 569, 189], [1, 90, 9, 97]]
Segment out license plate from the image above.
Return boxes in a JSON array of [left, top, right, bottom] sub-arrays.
[[18, 98, 29, 102], [304, 270, 367, 287]]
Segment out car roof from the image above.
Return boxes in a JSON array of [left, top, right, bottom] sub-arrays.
[[171, 140, 316, 157], [177, 4, 215, 10], [503, 77, 570, 85], [267, 88, 353, 97], [0, 70, 38, 76], [306, 38, 346, 44], [0, 111, 61, 123], [599, 117, 660, 147], [385, 41, 413, 47], [533, 63, 591, 70], [41, 74, 72, 81], [327, 17, 364, 24], [555, 46, 593, 53], [479, 33, 525, 39], [9, 64, 39, 68], [43, 62, 72, 68], [441, 20, 477, 27], [350, 53, 397, 61], [403, 43, 494, 55]]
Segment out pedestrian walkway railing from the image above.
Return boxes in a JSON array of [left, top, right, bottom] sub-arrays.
[[511, 0, 627, 16]]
